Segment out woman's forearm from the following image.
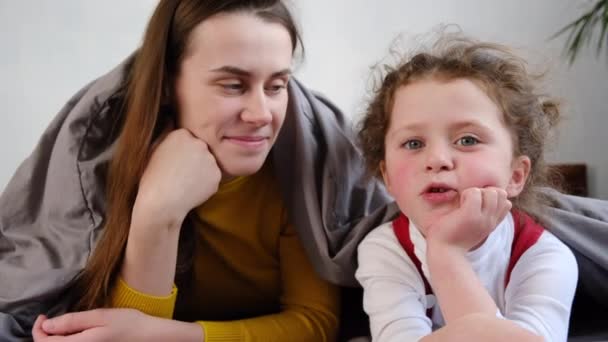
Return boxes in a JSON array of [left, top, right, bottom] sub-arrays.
[[154, 318, 205, 342], [119, 203, 182, 296], [196, 307, 337, 342]]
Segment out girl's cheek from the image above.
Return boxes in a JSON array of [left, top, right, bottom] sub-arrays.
[[395, 157, 416, 175], [391, 161, 415, 188], [462, 170, 502, 189]]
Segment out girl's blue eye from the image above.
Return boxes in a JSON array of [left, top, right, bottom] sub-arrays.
[[403, 139, 424, 150], [457, 136, 479, 146]]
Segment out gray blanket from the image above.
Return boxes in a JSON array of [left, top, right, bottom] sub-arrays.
[[1, 56, 607, 340]]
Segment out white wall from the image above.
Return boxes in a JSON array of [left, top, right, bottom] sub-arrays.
[[2, 0, 607, 198]]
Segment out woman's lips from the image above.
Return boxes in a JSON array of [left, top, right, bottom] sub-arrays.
[[224, 136, 268, 149]]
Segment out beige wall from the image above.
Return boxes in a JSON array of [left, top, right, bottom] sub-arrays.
[[1, 0, 607, 198]]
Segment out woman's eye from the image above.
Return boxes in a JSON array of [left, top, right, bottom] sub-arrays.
[[403, 139, 424, 150], [457, 136, 479, 146], [219, 82, 245, 95], [222, 83, 243, 90], [265, 84, 286, 95]]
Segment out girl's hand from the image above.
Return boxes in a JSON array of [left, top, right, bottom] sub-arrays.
[[133, 128, 222, 230], [425, 187, 511, 253], [32, 309, 203, 342], [423, 187, 511, 322]]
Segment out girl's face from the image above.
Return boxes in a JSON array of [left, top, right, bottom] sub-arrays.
[[381, 77, 530, 233], [175, 13, 293, 179]]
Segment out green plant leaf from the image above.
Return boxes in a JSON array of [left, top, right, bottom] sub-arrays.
[[597, 2, 608, 55], [552, 0, 608, 65]]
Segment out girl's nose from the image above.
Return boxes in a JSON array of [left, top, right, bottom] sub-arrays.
[[425, 145, 454, 172]]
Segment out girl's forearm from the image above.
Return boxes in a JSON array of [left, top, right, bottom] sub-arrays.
[[426, 240, 498, 323], [420, 312, 542, 342]]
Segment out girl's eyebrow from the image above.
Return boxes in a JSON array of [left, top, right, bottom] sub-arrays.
[[386, 123, 426, 140], [386, 118, 493, 140], [449, 119, 493, 132], [209, 66, 292, 78]]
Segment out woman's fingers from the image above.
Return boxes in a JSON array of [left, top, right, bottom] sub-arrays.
[[150, 119, 177, 153], [32, 315, 50, 340], [41, 310, 106, 336]]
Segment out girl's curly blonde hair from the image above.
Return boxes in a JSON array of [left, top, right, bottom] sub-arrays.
[[358, 33, 561, 219]]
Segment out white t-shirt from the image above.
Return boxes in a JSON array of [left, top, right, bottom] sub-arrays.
[[355, 213, 578, 342]]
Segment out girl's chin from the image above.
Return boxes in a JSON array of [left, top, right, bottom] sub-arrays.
[[408, 208, 457, 235]]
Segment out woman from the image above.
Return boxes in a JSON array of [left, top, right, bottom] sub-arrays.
[[13, 0, 389, 341]]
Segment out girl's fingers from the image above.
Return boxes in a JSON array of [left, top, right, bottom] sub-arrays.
[[495, 188, 511, 220], [481, 188, 497, 216], [460, 187, 482, 214]]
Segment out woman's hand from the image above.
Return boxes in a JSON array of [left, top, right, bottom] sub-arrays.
[[32, 309, 203, 342], [122, 128, 222, 296], [425, 187, 511, 253], [133, 128, 222, 230]]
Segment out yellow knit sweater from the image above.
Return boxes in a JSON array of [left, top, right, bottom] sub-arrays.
[[110, 161, 339, 341]]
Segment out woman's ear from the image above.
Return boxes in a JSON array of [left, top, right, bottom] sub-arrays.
[[507, 155, 531, 197]]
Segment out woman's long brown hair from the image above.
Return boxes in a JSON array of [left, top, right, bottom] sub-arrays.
[[73, 0, 301, 311]]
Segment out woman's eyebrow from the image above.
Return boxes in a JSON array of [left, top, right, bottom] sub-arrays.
[[210, 66, 250, 76], [210, 66, 292, 78]]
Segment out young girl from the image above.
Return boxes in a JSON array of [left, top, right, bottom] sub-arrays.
[[356, 35, 578, 342]]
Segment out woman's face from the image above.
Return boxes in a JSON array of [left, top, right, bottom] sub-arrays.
[[175, 12, 293, 179]]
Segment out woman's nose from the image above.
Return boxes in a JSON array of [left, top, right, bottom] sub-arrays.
[[241, 90, 272, 126]]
